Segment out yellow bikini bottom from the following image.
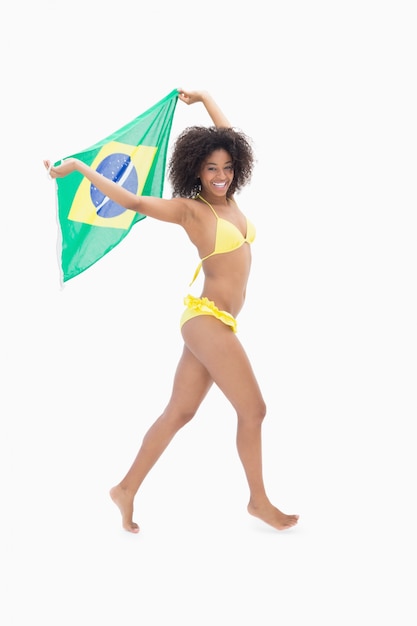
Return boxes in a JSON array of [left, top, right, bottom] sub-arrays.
[[180, 294, 237, 333]]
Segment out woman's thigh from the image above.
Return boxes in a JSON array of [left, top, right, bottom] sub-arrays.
[[181, 316, 265, 416], [168, 344, 214, 416]]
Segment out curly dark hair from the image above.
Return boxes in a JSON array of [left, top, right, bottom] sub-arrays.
[[167, 126, 255, 198]]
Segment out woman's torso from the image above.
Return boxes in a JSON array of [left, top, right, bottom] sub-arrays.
[[183, 195, 255, 317]]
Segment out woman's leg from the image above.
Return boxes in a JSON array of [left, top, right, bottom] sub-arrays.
[[181, 316, 299, 530], [110, 344, 214, 532]]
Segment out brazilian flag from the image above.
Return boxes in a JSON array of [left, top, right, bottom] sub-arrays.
[[54, 88, 179, 282]]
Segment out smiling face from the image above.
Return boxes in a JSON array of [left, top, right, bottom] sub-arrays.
[[198, 149, 234, 199]]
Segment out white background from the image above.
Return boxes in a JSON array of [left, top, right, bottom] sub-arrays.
[[2, 1, 416, 624]]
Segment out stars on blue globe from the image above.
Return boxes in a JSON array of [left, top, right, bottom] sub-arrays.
[[91, 153, 138, 218]]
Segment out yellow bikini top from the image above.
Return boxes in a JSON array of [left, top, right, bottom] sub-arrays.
[[190, 194, 256, 285]]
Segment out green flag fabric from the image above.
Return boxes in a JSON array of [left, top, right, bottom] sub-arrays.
[[54, 88, 179, 282]]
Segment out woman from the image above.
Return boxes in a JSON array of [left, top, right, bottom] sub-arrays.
[[44, 89, 299, 533]]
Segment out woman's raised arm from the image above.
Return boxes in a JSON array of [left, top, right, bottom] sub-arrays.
[[178, 89, 232, 128]]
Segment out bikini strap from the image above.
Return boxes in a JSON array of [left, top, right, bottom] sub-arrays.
[[189, 195, 219, 286], [189, 261, 202, 286], [196, 193, 219, 218]]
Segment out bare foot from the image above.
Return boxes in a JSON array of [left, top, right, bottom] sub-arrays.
[[109, 485, 140, 533], [248, 500, 299, 531]]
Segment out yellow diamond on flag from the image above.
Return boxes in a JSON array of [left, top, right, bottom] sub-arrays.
[[68, 141, 157, 230]]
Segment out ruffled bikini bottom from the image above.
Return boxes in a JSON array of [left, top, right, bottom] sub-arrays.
[[180, 294, 237, 333]]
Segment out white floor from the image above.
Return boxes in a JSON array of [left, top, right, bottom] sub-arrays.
[[4, 304, 415, 624]]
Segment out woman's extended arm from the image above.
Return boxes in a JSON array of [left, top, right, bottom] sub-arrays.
[[178, 89, 232, 128], [43, 159, 186, 224]]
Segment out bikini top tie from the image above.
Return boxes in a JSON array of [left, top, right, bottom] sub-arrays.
[[190, 194, 256, 285]]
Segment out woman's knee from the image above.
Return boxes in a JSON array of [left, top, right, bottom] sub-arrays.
[[165, 406, 197, 429], [238, 400, 267, 425], [257, 400, 267, 422], [179, 408, 197, 427]]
